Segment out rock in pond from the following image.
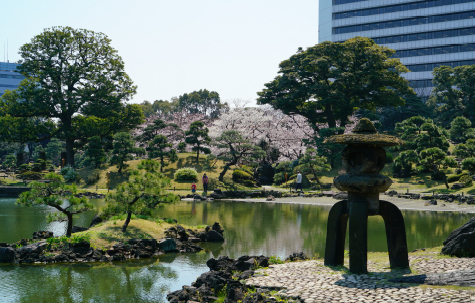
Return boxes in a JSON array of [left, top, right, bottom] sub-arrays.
[[158, 238, 177, 252], [0, 247, 15, 263], [442, 217, 475, 257]]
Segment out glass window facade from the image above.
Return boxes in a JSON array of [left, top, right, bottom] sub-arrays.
[[320, 0, 475, 94], [0, 62, 23, 97], [407, 59, 475, 71], [394, 43, 475, 58], [334, 11, 475, 34], [334, 0, 475, 20], [333, 0, 367, 5]]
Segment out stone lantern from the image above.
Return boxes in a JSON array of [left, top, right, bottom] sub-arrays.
[[323, 118, 409, 274]]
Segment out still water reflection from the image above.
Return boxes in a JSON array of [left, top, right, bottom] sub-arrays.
[[0, 198, 472, 302]]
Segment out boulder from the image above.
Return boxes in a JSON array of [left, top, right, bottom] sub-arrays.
[[158, 238, 177, 252], [89, 214, 103, 227], [452, 183, 465, 189], [0, 247, 15, 263], [333, 192, 348, 200], [18, 241, 47, 255], [210, 192, 226, 199], [442, 218, 475, 257], [266, 195, 275, 201], [193, 194, 207, 201], [128, 239, 157, 250], [285, 252, 309, 262], [32, 231, 54, 239], [322, 191, 335, 197], [206, 230, 224, 242], [112, 253, 126, 261], [176, 225, 189, 241], [424, 200, 437, 206]]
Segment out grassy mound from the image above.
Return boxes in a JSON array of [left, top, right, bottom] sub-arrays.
[[74, 217, 205, 249]]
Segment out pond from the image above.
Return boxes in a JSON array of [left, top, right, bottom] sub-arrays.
[[0, 198, 472, 302]]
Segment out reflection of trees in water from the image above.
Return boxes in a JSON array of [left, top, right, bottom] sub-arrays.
[[14, 260, 178, 303], [402, 210, 472, 250], [159, 201, 473, 257]]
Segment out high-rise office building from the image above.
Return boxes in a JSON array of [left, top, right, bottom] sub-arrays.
[[319, 0, 475, 99], [0, 62, 25, 97]]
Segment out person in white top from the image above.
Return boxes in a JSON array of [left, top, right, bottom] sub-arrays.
[[295, 171, 303, 193]]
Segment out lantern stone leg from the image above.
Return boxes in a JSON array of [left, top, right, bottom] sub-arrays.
[[348, 200, 369, 274], [380, 200, 410, 269], [324, 200, 348, 267], [322, 118, 410, 274]]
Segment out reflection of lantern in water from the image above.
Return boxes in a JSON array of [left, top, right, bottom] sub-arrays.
[[323, 118, 409, 274]]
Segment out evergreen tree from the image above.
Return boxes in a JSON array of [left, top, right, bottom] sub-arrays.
[[17, 173, 93, 237], [84, 136, 106, 168], [104, 160, 178, 232], [185, 121, 211, 162], [110, 132, 144, 173]]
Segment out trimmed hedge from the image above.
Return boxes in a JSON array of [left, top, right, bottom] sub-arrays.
[[232, 169, 253, 182], [459, 175, 473, 187], [447, 173, 468, 183], [19, 171, 43, 180], [174, 167, 198, 181]]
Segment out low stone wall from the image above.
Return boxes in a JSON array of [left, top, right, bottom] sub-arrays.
[[0, 186, 30, 198]]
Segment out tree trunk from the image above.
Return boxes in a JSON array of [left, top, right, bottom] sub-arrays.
[[65, 138, 75, 168], [324, 105, 336, 128], [122, 211, 132, 233], [219, 164, 231, 182], [66, 212, 73, 237], [63, 115, 75, 168], [313, 171, 323, 186], [196, 146, 200, 162]]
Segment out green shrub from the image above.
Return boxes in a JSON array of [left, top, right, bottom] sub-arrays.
[[174, 167, 198, 181], [232, 169, 253, 182], [60, 165, 78, 181], [19, 164, 31, 172], [459, 175, 473, 187], [462, 158, 475, 172], [19, 171, 43, 180], [386, 152, 394, 163], [85, 169, 101, 184], [447, 173, 468, 183], [238, 165, 254, 175], [392, 162, 402, 173], [243, 180, 255, 187]]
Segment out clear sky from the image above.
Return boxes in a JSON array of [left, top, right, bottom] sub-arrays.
[[1, 1, 319, 106]]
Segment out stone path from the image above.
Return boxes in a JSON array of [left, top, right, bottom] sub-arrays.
[[246, 255, 475, 303]]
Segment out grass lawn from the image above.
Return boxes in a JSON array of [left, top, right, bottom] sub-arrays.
[[74, 152, 253, 192], [9, 149, 475, 196], [74, 217, 206, 249]]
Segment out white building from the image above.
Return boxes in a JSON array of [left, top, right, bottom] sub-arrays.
[[319, 0, 475, 100], [0, 62, 25, 97]]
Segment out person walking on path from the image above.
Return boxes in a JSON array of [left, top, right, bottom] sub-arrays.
[[202, 173, 209, 193], [295, 171, 303, 193], [191, 182, 197, 194]]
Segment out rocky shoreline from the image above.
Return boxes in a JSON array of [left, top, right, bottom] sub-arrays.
[[167, 252, 309, 303], [0, 222, 225, 265]]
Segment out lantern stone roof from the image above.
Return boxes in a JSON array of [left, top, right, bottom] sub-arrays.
[[323, 118, 405, 147]]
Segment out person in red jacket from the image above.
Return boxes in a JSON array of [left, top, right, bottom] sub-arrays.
[[191, 182, 197, 194], [202, 173, 209, 192]]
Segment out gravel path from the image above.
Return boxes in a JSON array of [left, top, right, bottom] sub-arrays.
[[246, 256, 475, 302]]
